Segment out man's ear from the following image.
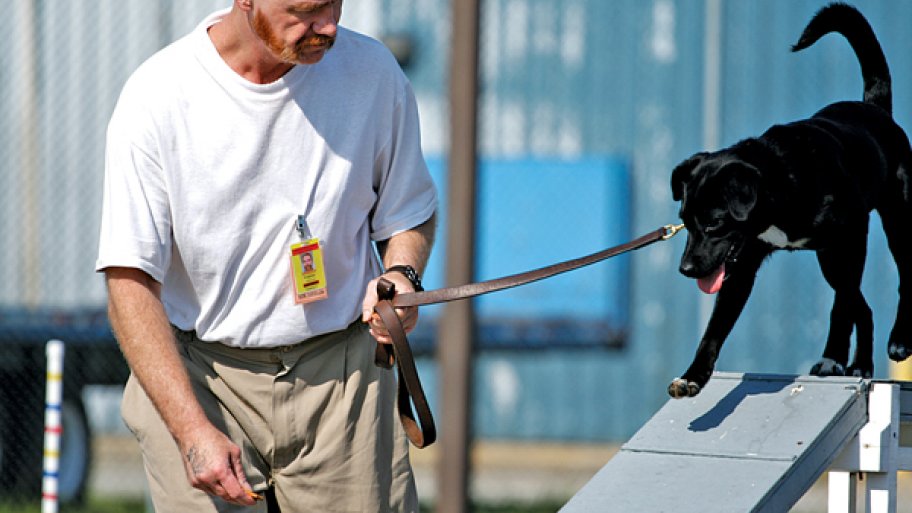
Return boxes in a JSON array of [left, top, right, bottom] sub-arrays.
[[720, 164, 761, 222], [671, 152, 708, 201]]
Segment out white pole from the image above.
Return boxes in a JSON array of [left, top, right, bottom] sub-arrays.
[[42, 340, 65, 513], [827, 471, 857, 513], [702, 0, 722, 153], [860, 383, 899, 513], [699, 0, 723, 330]]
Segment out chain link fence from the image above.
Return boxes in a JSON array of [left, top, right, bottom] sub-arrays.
[[0, 0, 446, 506], [1, 0, 911, 508], [0, 1, 234, 505]]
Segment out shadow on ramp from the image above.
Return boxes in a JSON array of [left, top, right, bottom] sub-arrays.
[[560, 372, 868, 513], [688, 373, 793, 432]]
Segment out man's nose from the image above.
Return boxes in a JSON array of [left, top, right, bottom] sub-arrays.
[[312, 8, 338, 37]]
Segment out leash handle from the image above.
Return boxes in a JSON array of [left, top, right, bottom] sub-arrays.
[[374, 279, 396, 369], [373, 278, 437, 448]]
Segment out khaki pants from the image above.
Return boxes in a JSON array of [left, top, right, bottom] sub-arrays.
[[122, 322, 418, 513]]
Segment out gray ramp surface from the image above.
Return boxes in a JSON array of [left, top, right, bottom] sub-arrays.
[[560, 372, 867, 513]]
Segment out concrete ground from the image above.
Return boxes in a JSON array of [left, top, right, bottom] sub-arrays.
[[89, 436, 910, 511]]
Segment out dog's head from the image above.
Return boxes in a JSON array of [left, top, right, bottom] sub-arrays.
[[671, 151, 763, 293]]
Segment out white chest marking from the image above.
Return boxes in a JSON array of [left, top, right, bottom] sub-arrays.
[[758, 226, 810, 249]]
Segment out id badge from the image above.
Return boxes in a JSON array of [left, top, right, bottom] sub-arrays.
[[290, 238, 328, 304]]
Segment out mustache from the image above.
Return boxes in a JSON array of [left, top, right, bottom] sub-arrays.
[[297, 35, 335, 48]]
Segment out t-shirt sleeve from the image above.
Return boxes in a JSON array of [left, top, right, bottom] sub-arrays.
[[369, 81, 438, 241], [95, 89, 173, 282]]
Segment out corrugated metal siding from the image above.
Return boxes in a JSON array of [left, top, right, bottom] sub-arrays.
[[1, 0, 908, 440], [0, 0, 227, 308], [404, 0, 911, 440]]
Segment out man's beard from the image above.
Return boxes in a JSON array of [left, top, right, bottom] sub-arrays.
[[252, 10, 335, 64]]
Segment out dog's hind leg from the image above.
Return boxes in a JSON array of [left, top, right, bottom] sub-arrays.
[[812, 232, 874, 378], [878, 200, 912, 361]]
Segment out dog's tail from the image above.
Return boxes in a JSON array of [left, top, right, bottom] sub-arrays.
[[791, 2, 891, 115]]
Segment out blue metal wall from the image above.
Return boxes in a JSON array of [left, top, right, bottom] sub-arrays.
[[415, 156, 633, 347], [3, 1, 910, 441], [390, 0, 912, 440]]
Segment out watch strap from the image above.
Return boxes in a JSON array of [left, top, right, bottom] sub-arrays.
[[385, 264, 424, 292]]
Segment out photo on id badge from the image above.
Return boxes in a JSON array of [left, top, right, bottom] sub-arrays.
[[290, 239, 328, 304]]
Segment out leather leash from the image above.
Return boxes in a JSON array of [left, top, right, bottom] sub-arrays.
[[373, 223, 685, 448]]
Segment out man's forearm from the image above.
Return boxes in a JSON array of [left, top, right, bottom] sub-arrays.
[[105, 267, 210, 441], [362, 213, 436, 339], [379, 213, 436, 273]]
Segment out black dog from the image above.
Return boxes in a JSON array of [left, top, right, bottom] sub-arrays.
[[668, 2, 912, 398]]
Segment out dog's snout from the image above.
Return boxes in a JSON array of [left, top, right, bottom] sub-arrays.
[[679, 260, 697, 277]]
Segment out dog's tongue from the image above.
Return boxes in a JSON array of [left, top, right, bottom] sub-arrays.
[[697, 264, 726, 294]]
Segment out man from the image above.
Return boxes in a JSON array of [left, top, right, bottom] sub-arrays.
[[96, 1, 437, 511]]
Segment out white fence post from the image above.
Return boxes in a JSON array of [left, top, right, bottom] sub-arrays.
[[828, 382, 903, 513], [42, 340, 65, 513]]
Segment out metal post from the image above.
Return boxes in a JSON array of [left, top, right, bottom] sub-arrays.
[[701, 0, 722, 153], [14, 0, 40, 306], [437, 1, 481, 512], [698, 0, 722, 332]]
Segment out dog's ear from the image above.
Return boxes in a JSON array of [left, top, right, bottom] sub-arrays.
[[720, 164, 761, 222], [671, 152, 709, 201]]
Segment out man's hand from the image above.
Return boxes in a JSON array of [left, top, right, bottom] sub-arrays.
[[361, 271, 419, 344], [178, 424, 256, 506]]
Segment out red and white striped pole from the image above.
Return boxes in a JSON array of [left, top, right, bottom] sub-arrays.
[[42, 340, 64, 513]]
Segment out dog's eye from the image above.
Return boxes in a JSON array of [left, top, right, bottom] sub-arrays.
[[704, 218, 725, 234]]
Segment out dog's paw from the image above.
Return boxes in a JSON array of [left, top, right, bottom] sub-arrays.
[[810, 358, 846, 377], [888, 341, 912, 361], [668, 378, 702, 398], [846, 364, 873, 378]]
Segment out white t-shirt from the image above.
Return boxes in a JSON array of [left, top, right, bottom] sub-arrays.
[[96, 10, 437, 348]]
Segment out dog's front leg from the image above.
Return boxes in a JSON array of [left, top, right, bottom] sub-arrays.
[[668, 258, 763, 398]]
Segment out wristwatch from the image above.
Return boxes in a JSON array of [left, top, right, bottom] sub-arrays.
[[385, 265, 424, 292]]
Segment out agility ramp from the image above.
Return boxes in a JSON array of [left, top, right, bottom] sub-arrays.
[[560, 372, 912, 513]]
